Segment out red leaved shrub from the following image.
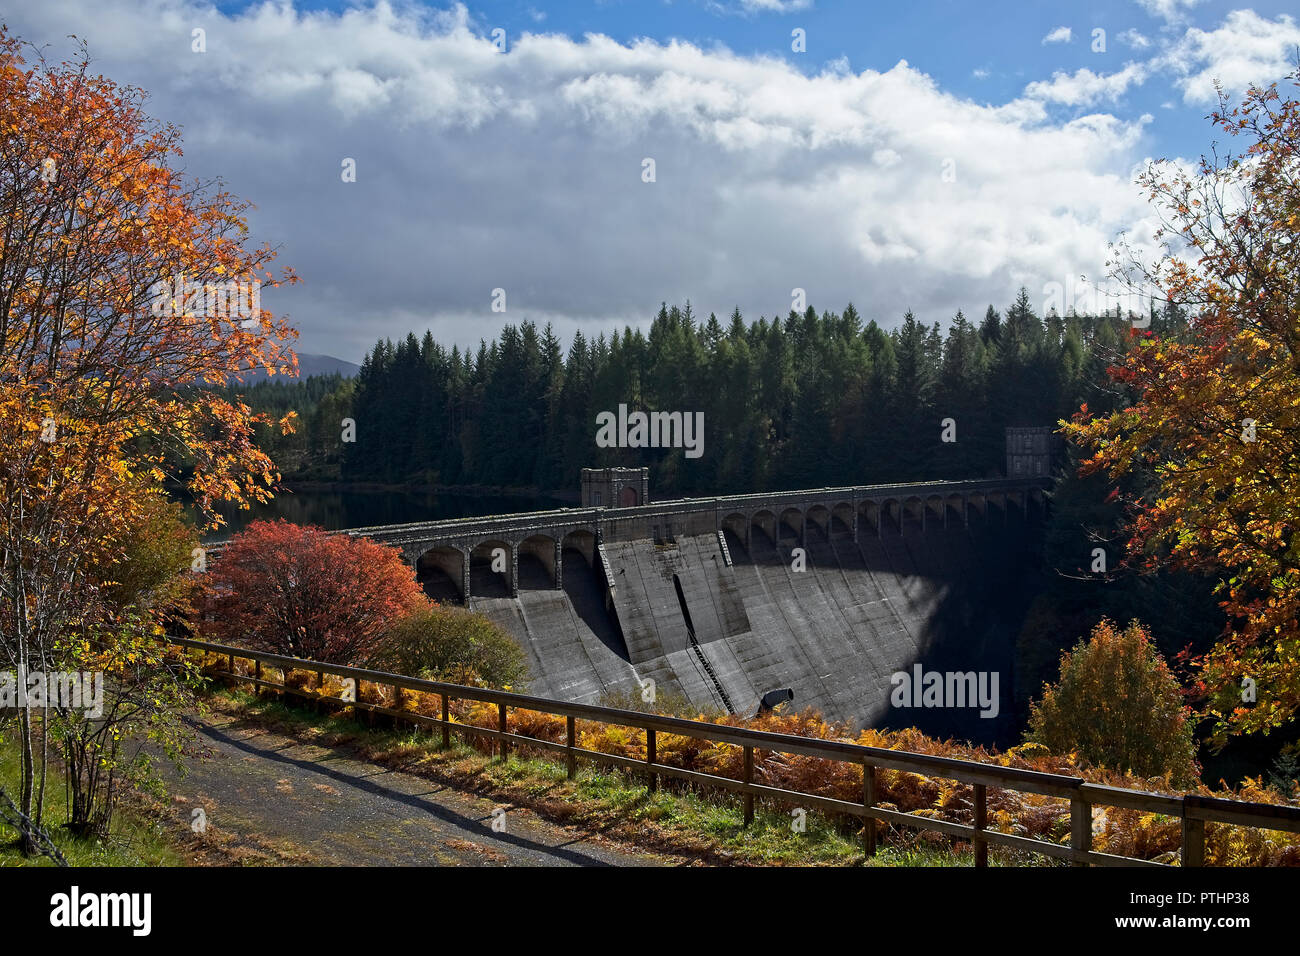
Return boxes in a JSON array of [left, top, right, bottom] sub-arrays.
[[197, 519, 426, 664]]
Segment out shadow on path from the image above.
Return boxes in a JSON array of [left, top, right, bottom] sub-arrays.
[[172, 713, 656, 867]]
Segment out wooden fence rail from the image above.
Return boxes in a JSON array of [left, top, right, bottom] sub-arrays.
[[168, 635, 1300, 867]]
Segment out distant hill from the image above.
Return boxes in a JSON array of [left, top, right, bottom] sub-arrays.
[[231, 353, 360, 383], [295, 353, 360, 378]]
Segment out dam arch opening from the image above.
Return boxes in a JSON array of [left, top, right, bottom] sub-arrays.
[[830, 502, 854, 539], [805, 504, 832, 543], [416, 546, 466, 604], [561, 529, 629, 663], [470, 539, 513, 598], [517, 533, 558, 590], [750, 510, 777, 553], [721, 513, 750, 559], [777, 507, 804, 547]]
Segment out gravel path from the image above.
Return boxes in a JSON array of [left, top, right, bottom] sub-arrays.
[[159, 712, 666, 867]]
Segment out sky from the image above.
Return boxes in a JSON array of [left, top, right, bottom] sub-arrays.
[[6, 0, 1300, 363]]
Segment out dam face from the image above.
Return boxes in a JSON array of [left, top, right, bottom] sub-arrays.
[[478, 515, 1037, 745], [357, 476, 1048, 747]]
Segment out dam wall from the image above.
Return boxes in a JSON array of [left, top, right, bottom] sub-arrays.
[[205, 476, 1046, 742]]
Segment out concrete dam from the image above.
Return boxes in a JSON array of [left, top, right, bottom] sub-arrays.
[[334, 470, 1050, 744]]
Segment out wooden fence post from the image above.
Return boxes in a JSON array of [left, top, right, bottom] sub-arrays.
[[973, 783, 987, 867], [1071, 796, 1092, 867], [360, 679, 373, 725], [646, 728, 657, 793], [743, 746, 754, 826], [862, 761, 877, 858], [498, 702, 508, 761], [566, 715, 576, 780], [441, 694, 451, 749], [1182, 802, 1205, 868]]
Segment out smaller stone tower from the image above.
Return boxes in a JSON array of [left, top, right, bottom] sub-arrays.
[[581, 467, 649, 508], [1005, 426, 1053, 478]]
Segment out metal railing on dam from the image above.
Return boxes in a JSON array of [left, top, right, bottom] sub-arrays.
[[343, 475, 1046, 537], [172, 632, 1300, 867]]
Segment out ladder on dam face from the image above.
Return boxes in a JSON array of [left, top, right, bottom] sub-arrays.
[[716, 530, 733, 567], [686, 623, 735, 715], [595, 544, 617, 595]]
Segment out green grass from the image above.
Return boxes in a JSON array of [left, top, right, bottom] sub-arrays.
[[467, 746, 865, 863], [0, 727, 187, 867], [212, 688, 1014, 866]]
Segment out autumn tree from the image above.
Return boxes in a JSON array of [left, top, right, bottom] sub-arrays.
[[53, 614, 200, 839], [1063, 70, 1300, 744], [1026, 619, 1199, 786], [367, 603, 530, 689], [0, 30, 297, 851], [197, 521, 426, 664], [94, 489, 200, 621]]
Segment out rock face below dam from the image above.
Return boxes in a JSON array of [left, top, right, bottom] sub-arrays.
[[470, 507, 1040, 745]]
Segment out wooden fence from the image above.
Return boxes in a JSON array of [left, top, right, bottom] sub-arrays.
[[169, 635, 1300, 867]]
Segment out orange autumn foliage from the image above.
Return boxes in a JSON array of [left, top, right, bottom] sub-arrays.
[[0, 26, 298, 843], [1027, 619, 1199, 786], [1062, 72, 1300, 743]]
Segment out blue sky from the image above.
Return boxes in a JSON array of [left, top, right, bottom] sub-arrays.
[[7, 1, 1300, 361]]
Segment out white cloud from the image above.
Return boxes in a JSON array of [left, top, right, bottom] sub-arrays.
[[823, 55, 851, 75], [1042, 26, 1073, 45], [1022, 63, 1148, 107], [1135, 0, 1201, 26], [1118, 28, 1150, 50], [972, 68, 990, 79], [3, 0, 1161, 360], [733, 0, 813, 12], [1161, 10, 1300, 103]]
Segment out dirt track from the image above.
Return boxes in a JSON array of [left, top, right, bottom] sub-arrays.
[[158, 712, 666, 867]]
